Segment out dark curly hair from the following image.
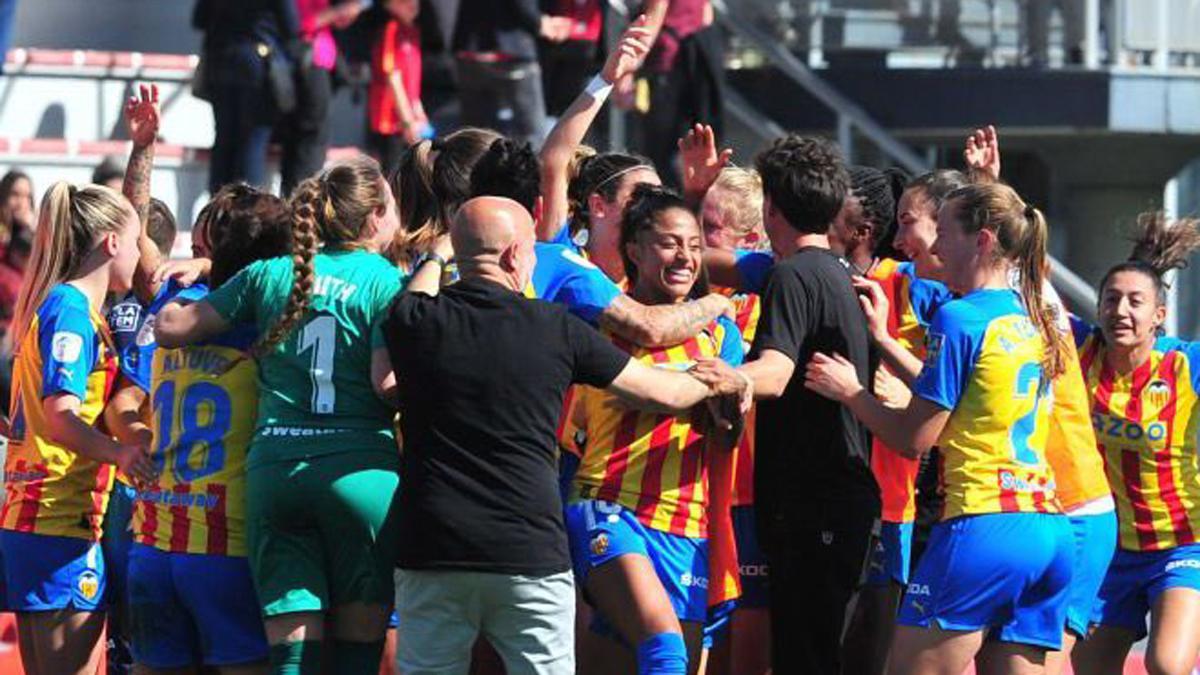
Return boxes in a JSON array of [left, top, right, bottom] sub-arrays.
[[619, 183, 708, 299], [569, 151, 656, 230], [469, 138, 541, 215], [755, 134, 849, 235]]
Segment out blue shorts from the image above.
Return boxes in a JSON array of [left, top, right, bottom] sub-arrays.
[[101, 481, 136, 608], [128, 543, 268, 668], [1093, 543, 1200, 640], [866, 521, 914, 587], [1063, 510, 1117, 637], [702, 599, 736, 649], [0, 530, 106, 611], [565, 499, 708, 626], [897, 512, 1073, 650], [731, 505, 769, 609]]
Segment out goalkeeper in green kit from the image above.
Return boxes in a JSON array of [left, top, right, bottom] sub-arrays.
[[156, 157, 406, 675]]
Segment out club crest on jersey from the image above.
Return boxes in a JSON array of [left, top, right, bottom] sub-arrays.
[[76, 570, 100, 601], [590, 533, 610, 556], [1144, 380, 1172, 409]]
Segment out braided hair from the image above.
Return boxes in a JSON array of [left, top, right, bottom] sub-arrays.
[[252, 157, 388, 358]]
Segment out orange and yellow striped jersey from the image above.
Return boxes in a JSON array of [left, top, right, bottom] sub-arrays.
[[1077, 332, 1200, 551], [572, 318, 743, 538], [868, 259, 951, 522], [1036, 283, 1110, 512], [913, 288, 1059, 519], [2, 284, 118, 540], [714, 287, 761, 507], [133, 323, 258, 557]]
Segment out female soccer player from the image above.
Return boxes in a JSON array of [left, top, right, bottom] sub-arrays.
[[695, 166, 771, 675], [155, 157, 405, 675], [960, 125, 1116, 675], [116, 187, 292, 673], [565, 184, 744, 675], [1069, 213, 1200, 675], [805, 181, 1074, 675], [1, 182, 154, 674]]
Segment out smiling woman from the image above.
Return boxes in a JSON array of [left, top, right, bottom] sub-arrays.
[[566, 183, 745, 674], [620, 184, 710, 305], [1070, 213, 1200, 675]]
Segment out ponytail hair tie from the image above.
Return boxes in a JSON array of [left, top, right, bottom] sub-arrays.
[[1024, 204, 1037, 219]]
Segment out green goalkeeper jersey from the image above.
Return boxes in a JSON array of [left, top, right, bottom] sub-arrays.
[[206, 248, 406, 465]]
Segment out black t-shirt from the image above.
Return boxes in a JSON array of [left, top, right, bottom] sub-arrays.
[[384, 278, 629, 575], [750, 247, 880, 516]]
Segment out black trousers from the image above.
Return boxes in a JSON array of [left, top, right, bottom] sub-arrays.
[[279, 65, 333, 196], [455, 57, 547, 148], [637, 25, 725, 186], [759, 500, 879, 675]]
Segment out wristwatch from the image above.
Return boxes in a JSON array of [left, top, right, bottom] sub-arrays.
[[415, 251, 449, 270]]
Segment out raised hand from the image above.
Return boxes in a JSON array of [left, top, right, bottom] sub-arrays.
[[851, 275, 891, 343], [125, 83, 161, 149], [601, 15, 654, 85], [679, 123, 733, 205], [804, 352, 863, 403], [963, 124, 1000, 181]]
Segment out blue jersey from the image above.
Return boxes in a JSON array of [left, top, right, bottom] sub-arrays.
[[530, 242, 621, 325], [107, 283, 208, 392], [913, 288, 1058, 518]]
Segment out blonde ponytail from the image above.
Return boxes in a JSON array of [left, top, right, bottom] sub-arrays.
[[11, 182, 129, 348], [945, 183, 1069, 378]]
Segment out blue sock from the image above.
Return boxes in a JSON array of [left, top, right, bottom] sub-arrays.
[[636, 632, 687, 675]]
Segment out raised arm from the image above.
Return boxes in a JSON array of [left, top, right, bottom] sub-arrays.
[[539, 16, 653, 240], [155, 300, 231, 349], [679, 124, 732, 208], [613, 0, 669, 110], [963, 124, 1001, 184], [598, 292, 733, 348], [124, 83, 164, 304]]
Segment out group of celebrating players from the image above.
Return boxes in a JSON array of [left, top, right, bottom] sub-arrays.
[[1, 14, 1200, 675]]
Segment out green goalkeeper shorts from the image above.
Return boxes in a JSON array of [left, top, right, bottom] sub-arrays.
[[246, 447, 401, 617]]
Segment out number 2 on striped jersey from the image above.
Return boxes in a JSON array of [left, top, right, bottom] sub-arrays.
[[299, 315, 336, 414], [1010, 362, 1046, 466]]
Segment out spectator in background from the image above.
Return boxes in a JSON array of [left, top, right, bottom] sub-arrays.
[[451, 0, 573, 147], [617, 0, 724, 186], [1025, 0, 1086, 66], [539, 0, 603, 120], [280, 0, 364, 195], [194, 0, 300, 193], [0, 221, 28, 417], [92, 156, 126, 191], [0, 169, 35, 246], [367, 0, 430, 179]]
